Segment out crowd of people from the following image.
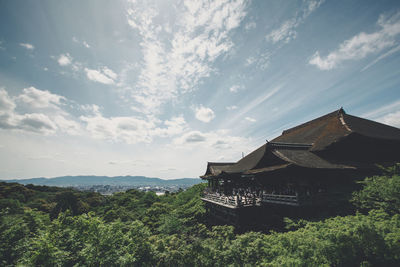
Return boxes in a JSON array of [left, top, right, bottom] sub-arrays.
[[204, 186, 299, 207]]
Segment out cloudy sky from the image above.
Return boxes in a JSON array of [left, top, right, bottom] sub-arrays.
[[0, 0, 400, 179]]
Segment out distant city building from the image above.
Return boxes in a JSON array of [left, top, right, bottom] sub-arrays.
[[200, 108, 400, 230]]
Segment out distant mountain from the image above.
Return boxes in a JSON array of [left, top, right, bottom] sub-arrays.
[[4, 175, 202, 187]]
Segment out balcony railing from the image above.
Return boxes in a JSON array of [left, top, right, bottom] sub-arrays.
[[201, 192, 260, 208], [202, 191, 300, 207]]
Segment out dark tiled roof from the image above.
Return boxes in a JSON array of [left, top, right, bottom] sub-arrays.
[[203, 162, 235, 176], [272, 108, 351, 151], [201, 108, 400, 178], [270, 148, 353, 169], [343, 113, 400, 141]]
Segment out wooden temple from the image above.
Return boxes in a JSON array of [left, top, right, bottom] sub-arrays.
[[200, 108, 400, 230]]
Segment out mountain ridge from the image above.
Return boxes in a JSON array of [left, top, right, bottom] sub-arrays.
[[3, 175, 201, 187]]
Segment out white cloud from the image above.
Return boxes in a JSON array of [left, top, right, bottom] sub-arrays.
[[80, 112, 188, 144], [84, 67, 117, 85], [58, 53, 72, 66], [126, 0, 249, 112], [80, 114, 155, 144], [54, 53, 82, 72], [245, 116, 256, 122], [17, 113, 58, 134], [0, 87, 80, 135], [83, 41, 90, 48], [245, 56, 256, 66], [245, 21, 256, 30], [80, 104, 101, 115], [229, 84, 241, 93], [310, 12, 400, 70], [101, 67, 117, 80], [266, 0, 324, 44], [226, 105, 238, 110], [157, 116, 187, 136], [0, 88, 16, 112], [1, 86, 189, 142], [173, 129, 251, 151], [195, 106, 215, 122], [0, 89, 17, 129], [52, 115, 81, 135], [178, 131, 207, 143], [20, 43, 34, 50], [377, 110, 400, 128], [17, 86, 65, 109]]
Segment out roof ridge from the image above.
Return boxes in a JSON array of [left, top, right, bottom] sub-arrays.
[[338, 110, 352, 132], [282, 108, 345, 136], [207, 162, 235, 165]]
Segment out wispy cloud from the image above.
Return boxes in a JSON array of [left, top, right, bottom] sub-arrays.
[[245, 116, 256, 122], [361, 100, 400, 128], [126, 0, 249, 112], [377, 111, 400, 127], [84, 67, 117, 85], [266, 0, 324, 44], [72, 36, 90, 48], [245, 21, 256, 31], [361, 45, 400, 71], [195, 106, 215, 123], [245, 51, 270, 70], [310, 12, 400, 70], [55, 53, 116, 84], [19, 43, 34, 50], [362, 100, 400, 118], [226, 105, 238, 110], [222, 85, 282, 127], [229, 84, 242, 93]]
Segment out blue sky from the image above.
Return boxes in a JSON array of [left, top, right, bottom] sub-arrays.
[[0, 0, 400, 179]]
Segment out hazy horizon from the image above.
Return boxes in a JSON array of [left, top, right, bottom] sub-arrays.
[[2, 175, 199, 181], [1, 0, 400, 180]]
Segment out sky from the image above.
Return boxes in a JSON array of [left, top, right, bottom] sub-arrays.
[[0, 0, 400, 180]]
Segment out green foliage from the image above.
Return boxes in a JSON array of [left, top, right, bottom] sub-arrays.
[[0, 208, 48, 267], [1, 169, 400, 266], [352, 164, 400, 215]]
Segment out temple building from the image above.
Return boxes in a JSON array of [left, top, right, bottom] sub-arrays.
[[200, 108, 400, 230]]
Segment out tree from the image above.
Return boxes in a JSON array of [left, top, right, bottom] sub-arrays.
[[352, 164, 400, 215]]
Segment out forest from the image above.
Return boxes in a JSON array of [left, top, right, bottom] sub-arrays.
[[1, 164, 400, 266]]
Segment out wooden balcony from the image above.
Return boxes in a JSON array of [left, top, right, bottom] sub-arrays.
[[202, 191, 300, 208], [201, 192, 260, 209]]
